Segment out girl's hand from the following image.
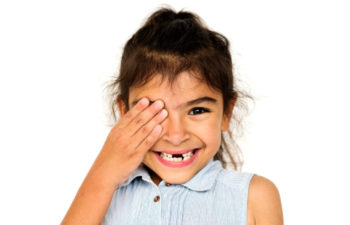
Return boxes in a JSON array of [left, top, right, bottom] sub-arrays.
[[91, 97, 167, 188], [61, 98, 167, 225]]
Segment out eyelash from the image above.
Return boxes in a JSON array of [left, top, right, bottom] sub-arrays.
[[189, 107, 211, 115]]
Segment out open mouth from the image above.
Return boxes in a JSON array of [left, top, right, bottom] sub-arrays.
[[154, 148, 200, 162]]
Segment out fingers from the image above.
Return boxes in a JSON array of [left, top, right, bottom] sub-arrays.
[[117, 97, 150, 129], [124, 99, 165, 137], [129, 108, 168, 150], [135, 124, 163, 153], [112, 97, 168, 155]]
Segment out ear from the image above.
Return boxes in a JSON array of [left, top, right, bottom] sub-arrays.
[[117, 96, 128, 117], [221, 98, 236, 131]]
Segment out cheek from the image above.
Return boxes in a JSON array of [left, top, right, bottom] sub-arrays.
[[190, 117, 223, 146], [142, 151, 156, 166]]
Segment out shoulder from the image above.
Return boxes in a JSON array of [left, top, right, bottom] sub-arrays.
[[216, 169, 254, 190], [247, 175, 284, 225]]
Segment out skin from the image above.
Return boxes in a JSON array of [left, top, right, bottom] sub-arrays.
[[122, 71, 233, 185], [61, 71, 283, 225], [247, 175, 284, 225], [61, 93, 167, 224]]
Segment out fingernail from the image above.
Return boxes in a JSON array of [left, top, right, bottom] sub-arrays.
[[139, 98, 149, 106], [154, 100, 164, 109], [160, 109, 168, 117]]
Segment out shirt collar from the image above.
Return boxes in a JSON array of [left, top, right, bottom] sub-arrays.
[[119, 158, 223, 191], [181, 158, 223, 191], [119, 164, 153, 187]]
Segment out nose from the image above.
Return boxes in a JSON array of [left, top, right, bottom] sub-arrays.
[[162, 115, 190, 146]]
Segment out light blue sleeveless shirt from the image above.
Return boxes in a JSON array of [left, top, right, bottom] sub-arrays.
[[102, 159, 254, 225]]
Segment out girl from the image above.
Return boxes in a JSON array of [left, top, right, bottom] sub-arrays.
[[61, 7, 283, 225]]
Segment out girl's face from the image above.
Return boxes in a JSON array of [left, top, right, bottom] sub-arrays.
[[121, 71, 233, 185]]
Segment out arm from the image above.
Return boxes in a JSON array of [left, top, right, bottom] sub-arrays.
[[247, 175, 284, 225], [60, 158, 119, 225], [61, 98, 167, 225]]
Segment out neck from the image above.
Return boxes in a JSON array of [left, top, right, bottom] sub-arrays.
[[144, 165, 162, 185]]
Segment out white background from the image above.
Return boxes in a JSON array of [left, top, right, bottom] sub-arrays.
[[1, 0, 349, 224]]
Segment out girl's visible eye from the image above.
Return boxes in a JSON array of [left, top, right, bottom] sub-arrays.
[[189, 107, 210, 115]]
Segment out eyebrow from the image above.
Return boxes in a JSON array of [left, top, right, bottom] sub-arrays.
[[131, 96, 217, 108]]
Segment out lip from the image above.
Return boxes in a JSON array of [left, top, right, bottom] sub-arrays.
[[153, 148, 201, 168]]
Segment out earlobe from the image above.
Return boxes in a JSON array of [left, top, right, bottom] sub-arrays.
[[117, 96, 128, 117], [221, 99, 236, 131], [221, 115, 230, 131]]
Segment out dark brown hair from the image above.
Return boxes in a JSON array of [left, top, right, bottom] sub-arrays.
[[104, 7, 252, 170]]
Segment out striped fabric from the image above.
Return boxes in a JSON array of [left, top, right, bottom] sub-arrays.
[[102, 158, 254, 225]]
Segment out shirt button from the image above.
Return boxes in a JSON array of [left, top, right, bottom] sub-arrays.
[[165, 183, 172, 187], [153, 195, 160, 202]]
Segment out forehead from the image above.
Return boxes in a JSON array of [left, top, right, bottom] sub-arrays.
[[128, 71, 222, 107]]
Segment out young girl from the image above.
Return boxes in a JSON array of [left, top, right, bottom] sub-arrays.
[[61, 7, 283, 225]]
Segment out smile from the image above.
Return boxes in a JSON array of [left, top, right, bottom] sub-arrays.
[[153, 148, 201, 168]]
